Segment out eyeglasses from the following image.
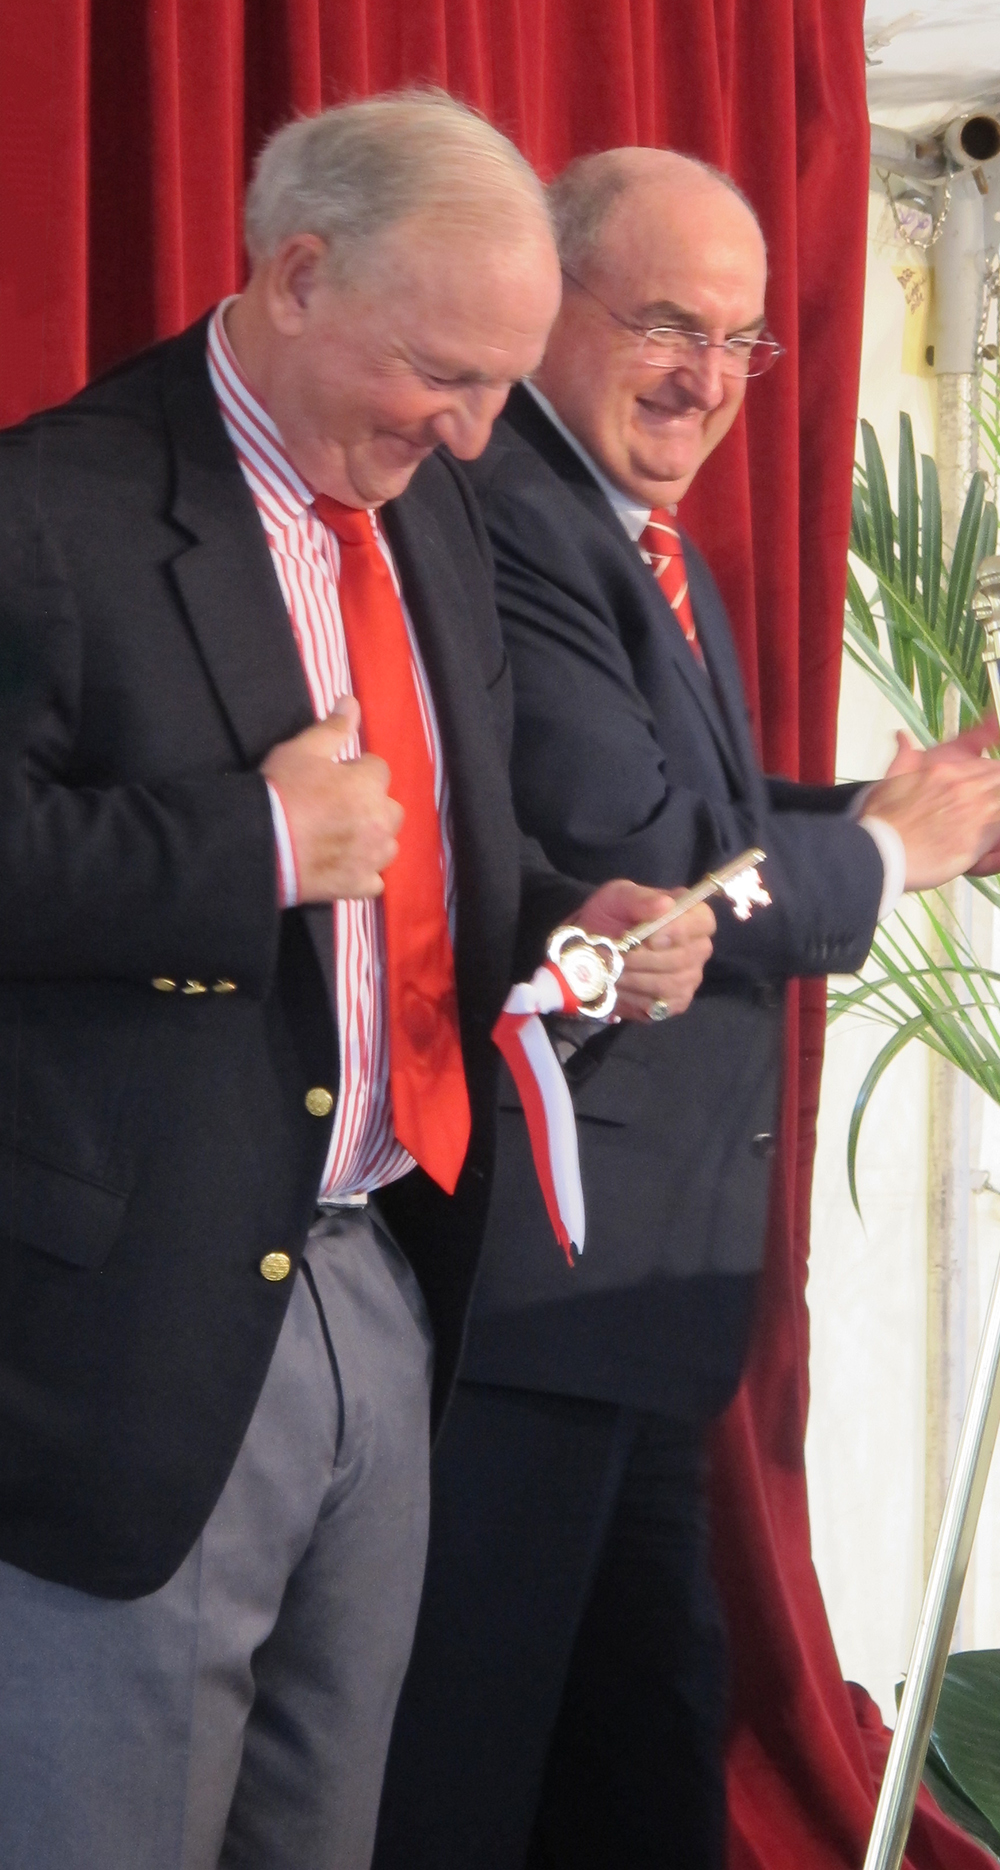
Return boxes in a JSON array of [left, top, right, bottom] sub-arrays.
[[562, 269, 785, 380]]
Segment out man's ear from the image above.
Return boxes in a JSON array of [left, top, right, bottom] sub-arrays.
[[267, 234, 329, 333]]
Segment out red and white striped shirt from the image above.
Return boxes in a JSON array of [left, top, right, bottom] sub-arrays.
[[207, 300, 455, 1198]]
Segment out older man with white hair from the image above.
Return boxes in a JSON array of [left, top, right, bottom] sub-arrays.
[[0, 97, 715, 1870]]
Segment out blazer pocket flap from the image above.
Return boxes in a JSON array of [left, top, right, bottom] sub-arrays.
[[570, 1051, 651, 1124], [0, 1150, 128, 1270], [496, 1050, 648, 1127]]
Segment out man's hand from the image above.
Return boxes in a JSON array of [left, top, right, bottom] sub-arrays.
[[864, 734, 1000, 890], [883, 720, 1000, 777], [880, 725, 1000, 876], [261, 698, 403, 901], [576, 879, 715, 1023]]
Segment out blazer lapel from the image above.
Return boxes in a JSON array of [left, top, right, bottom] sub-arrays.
[[684, 549, 765, 793], [628, 550, 757, 795], [503, 385, 621, 525], [158, 321, 333, 994], [381, 485, 516, 1016], [159, 321, 315, 767]]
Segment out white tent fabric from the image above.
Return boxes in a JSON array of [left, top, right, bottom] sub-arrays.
[[866, 3, 1000, 122]]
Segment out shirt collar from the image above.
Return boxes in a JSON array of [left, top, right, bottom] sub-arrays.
[[522, 380, 658, 543], [207, 297, 317, 517]]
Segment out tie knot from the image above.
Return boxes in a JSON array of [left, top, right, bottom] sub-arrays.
[[640, 508, 682, 558], [313, 494, 378, 548]]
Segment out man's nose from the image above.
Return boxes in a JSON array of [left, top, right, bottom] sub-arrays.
[[676, 344, 727, 411], [432, 386, 510, 459]]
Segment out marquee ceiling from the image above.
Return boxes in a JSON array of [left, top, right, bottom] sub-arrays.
[[865, 2, 1000, 126]]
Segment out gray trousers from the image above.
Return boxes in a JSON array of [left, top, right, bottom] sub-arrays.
[[0, 1207, 433, 1870]]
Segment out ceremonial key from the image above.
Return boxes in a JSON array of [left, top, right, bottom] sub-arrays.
[[547, 848, 771, 1019]]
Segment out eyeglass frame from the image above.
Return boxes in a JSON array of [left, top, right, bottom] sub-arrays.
[[560, 267, 785, 379]]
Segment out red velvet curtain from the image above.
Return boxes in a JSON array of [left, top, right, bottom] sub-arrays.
[[0, 5, 988, 1865]]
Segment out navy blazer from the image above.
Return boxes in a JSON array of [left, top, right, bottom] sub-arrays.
[[458, 386, 883, 1418], [0, 331, 585, 1597]]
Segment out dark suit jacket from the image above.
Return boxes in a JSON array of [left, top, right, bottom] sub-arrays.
[[458, 386, 884, 1419], [0, 326, 585, 1599]]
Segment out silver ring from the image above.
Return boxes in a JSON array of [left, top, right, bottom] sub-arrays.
[[648, 998, 673, 1022]]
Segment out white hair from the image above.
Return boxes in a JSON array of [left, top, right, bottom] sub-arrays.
[[245, 89, 549, 276]]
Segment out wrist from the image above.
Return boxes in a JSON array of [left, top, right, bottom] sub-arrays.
[[859, 814, 906, 919]]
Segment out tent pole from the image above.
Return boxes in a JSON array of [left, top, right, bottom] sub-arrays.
[[863, 1247, 1000, 1870]]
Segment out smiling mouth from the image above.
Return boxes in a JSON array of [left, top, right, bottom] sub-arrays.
[[635, 397, 701, 424]]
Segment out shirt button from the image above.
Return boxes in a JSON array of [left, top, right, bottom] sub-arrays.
[[259, 1251, 292, 1282], [152, 977, 177, 993], [305, 1087, 335, 1118]]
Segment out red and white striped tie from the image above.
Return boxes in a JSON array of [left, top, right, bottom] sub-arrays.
[[639, 510, 704, 666]]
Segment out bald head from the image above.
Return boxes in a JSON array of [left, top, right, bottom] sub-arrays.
[[535, 148, 770, 507], [549, 147, 761, 280]]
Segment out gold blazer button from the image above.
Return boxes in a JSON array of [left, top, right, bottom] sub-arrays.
[[213, 979, 238, 994], [259, 1251, 292, 1282], [305, 1087, 334, 1118], [181, 980, 208, 995], [151, 977, 177, 993]]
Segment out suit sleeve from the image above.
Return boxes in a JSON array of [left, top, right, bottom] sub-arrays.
[[0, 507, 281, 993], [512, 828, 590, 981], [766, 775, 868, 815], [478, 466, 883, 981]]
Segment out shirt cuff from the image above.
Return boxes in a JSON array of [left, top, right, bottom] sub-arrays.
[[266, 780, 299, 909], [859, 815, 906, 922]]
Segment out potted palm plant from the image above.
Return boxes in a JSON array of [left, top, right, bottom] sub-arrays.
[[835, 406, 1000, 1860]]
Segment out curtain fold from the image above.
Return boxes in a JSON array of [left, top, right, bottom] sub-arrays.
[[2, 4, 986, 1864], [1, 2, 89, 422]]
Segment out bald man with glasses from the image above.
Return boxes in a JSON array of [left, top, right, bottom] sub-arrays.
[[374, 148, 1000, 1870]]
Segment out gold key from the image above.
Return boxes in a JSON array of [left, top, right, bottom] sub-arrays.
[[546, 848, 771, 1020]]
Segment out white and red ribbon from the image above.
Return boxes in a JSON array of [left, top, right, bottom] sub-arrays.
[[491, 962, 585, 1267]]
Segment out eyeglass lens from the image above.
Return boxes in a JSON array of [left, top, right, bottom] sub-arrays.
[[640, 331, 780, 378]]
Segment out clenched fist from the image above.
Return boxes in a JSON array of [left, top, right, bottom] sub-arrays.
[[262, 698, 403, 901]]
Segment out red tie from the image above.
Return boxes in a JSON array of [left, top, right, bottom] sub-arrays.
[[314, 495, 471, 1195], [639, 511, 704, 665]]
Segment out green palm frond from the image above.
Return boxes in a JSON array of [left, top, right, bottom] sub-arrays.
[[829, 896, 1000, 1216], [848, 416, 995, 733], [834, 415, 1000, 1209]]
